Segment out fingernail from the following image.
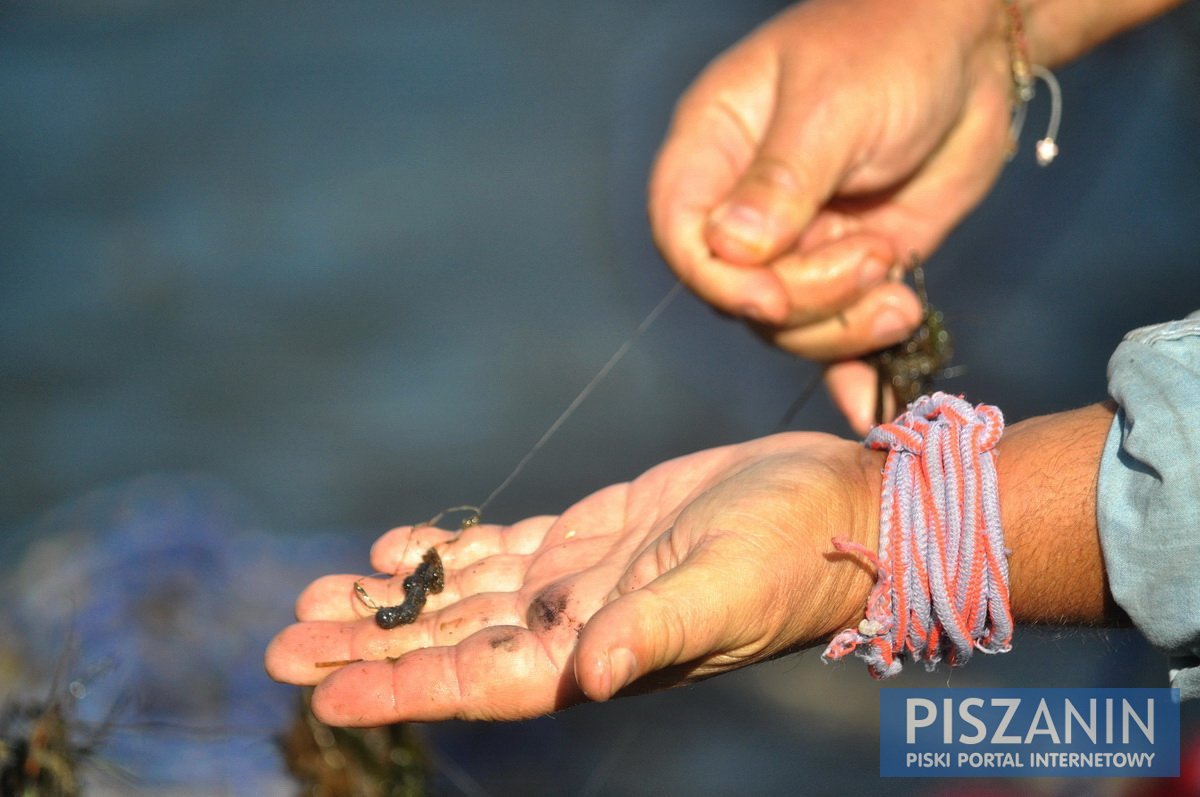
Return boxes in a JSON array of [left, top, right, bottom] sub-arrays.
[[709, 202, 766, 252], [857, 256, 889, 291], [871, 307, 911, 342], [607, 648, 637, 695]]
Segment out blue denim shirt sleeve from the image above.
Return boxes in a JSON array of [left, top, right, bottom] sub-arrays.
[[1100, 311, 1200, 697]]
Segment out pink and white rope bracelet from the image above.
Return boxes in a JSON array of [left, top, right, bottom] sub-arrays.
[[823, 392, 1013, 678]]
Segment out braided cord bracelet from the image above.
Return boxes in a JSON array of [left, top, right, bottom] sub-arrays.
[[822, 392, 1013, 678]]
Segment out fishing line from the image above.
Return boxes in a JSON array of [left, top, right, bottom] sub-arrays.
[[353, 282, 684, 629], [774, 368, 824, 432], [475, 281, 683, 516]]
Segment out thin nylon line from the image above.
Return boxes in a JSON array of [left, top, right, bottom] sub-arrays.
[[774, 367, 823, 432], [1032, 64, 1062, 143], [477, 281, 683, 515]]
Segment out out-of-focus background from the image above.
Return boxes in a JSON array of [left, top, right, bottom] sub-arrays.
[[3, 1, 1199, 794]]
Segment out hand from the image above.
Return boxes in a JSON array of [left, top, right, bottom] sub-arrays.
[[265, 433, 881, 725], [649, 0, 1014, 431]]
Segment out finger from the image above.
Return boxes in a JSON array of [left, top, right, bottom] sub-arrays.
[[650, 87, 884, 327], [310, 624, 576, 725], [574, 548, 762, 702], [344, 534, 613, 624], [825, 359, 887, 437], [704, 61, 866, 268], [310, 570, 615, 723], [346, 554, 533, 618], [766, 281, 922, 361], [301, 544, 538, 624], [651, 198, 792, 324], [648, 56, 793, 324], [765, 233, 896, 326], [368, 524, 459, 573], [267, 592, 526, 686], [435, 554, 529, 604], [296, 574, 379, 622], [266, 620, 370, 686], [370, 515, 555, 573], [521, 535, 626, 593]]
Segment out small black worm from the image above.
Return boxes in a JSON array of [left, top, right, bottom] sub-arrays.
[[375, 548, 444, 629]]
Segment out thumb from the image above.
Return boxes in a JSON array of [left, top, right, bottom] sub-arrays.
[[573, 558, 756, 702], [706, 78, 861, 267]]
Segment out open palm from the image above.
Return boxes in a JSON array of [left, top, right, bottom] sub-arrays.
[[266, 432, 880, 726]]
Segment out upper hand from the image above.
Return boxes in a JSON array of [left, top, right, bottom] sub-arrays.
[[265, 432, 880, 725], [649, 0, 1013, 429]]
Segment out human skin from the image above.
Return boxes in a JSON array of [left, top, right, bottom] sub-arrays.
[[265, 0, 1167, 727], [648, 0, 1184, 434], [264, 401, 1119, 726]]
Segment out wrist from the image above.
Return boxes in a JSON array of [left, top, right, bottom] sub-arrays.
[[823, 396, 1014, 675], [1018, 0, 1187, 67], [821, 443, 886, 639], [995, 401, 1126, 624]]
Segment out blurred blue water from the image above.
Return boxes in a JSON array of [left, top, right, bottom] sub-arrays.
[[0, 475, 364, 792], [2, 1, 1199, 794]]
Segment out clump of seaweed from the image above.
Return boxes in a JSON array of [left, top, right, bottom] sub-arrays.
[[867, 261, 954, 423], [281, 689, 427, 797], [775, 258, 956, 432], [0, 646, 118, 797]]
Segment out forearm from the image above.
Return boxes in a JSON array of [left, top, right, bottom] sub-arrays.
[[996, 401, 1127, 625], [1021, 0, 1188, 66]]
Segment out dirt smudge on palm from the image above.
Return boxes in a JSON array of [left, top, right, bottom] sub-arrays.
[[526, 584, 571, 632], [487, 630, 521, 652]]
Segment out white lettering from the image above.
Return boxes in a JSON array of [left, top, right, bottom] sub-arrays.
[[1024, 698, 1061, 744], [1029, 750, 1157, 770], [906, 698, 937, 744], [991, 698, 1022, 743], [1106, 698, 1113, 744], [1123, 698, 1154, 744], [958, 697, 987, 744], [906, 752, 951, 767], [1064, 698, 1097, 744], [958, 751, 1023, 768]]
